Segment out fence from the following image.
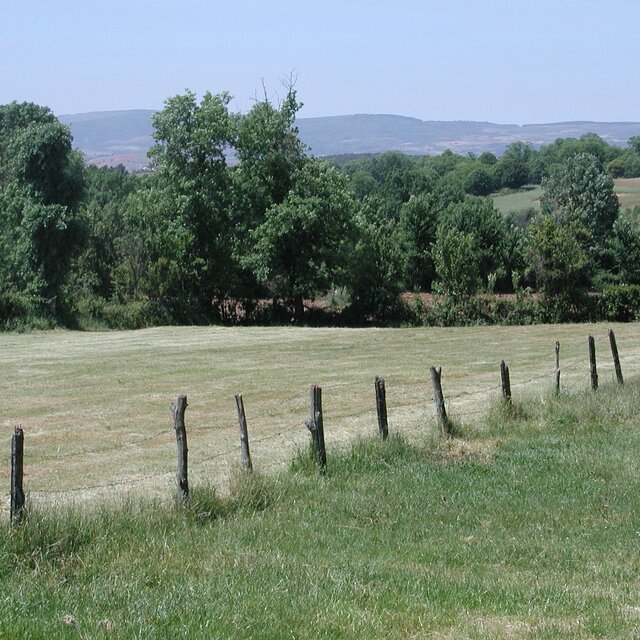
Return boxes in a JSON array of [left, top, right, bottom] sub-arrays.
[[3, 328, 636, 522]]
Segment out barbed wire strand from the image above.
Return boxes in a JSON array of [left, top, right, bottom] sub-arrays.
[[34, 429, 170, 461]]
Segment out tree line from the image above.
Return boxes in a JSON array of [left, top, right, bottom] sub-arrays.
[[1, 90, 640, 330]]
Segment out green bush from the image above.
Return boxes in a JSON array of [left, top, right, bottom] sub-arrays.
[[600, 284, 640, 321], [74, 296, 173, 330], [0, 291, 55, 331], [0, 291, 32, 324]]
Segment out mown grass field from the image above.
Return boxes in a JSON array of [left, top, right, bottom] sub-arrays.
[[492, 178, 640, 216], [1, 324, 639, 508], [1, 323, 640, 638], [492, 186, 542, 216]]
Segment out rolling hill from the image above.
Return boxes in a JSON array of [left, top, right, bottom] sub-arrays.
[[58, 110, 640, 171]]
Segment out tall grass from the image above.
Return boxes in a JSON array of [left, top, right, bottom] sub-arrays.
[[1, 380, 640, 638]]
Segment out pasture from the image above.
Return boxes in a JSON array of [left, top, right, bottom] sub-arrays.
[[2, 324, 640, 637], [492, 178, 640, 216], [1, 323, 639, 508]]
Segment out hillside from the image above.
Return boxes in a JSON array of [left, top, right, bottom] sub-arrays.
[[59, 110, 640, 171]]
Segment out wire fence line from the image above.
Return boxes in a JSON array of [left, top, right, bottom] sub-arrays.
[[3, 330, 637, 508]]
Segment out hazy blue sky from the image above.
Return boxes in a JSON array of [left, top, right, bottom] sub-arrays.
[[2, 0, 639, 123]]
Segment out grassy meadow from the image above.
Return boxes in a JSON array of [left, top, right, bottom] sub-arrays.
[[0, 324, 640, 637], [1, 324, 639, 508], [492, 178, 640, 216]]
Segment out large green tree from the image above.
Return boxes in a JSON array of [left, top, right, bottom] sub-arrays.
[[525, 217, 591, 308], [0, 102, 85, 317], [233, 87, 306, 230], [541, 152, 619, 244], [436, 196, 508, 288], [247, 160, 356, 321], [148, 90, 237, 312]]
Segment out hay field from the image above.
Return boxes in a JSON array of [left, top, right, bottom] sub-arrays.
[[492, 179, 640, 216], [2, 324, 639, 509], [614, 176, 640, 210]]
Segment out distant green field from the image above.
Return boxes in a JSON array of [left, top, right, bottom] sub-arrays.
[[492, 178, 640, 216], [492, 186, 542, 216], [615, 177, 640, 211]]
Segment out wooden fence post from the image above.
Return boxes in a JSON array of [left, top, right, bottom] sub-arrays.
[[235, 394, 253, 471], [608, 329, 624, 385], [374, 376, 389, 440], [10, 427, 25, 524], [554, 341, 560, 395], [305, 385, 327, 473], [500, 360, 512, 403], [588, 336, 598, 391], [171, 395, 189, 502], [430, 366, 450, 437]]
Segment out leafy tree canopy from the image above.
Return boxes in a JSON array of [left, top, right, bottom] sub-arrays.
[[541, 152, 619, 242], [247, 159, 356, 320]]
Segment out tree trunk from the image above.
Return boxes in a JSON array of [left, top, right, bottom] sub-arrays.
[[294, 294, 304, 323]]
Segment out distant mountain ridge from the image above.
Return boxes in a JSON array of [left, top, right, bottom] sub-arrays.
[[58, 110, 640, 171]]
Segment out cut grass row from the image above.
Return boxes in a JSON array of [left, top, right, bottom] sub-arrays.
[[1, 379, 640, 638]]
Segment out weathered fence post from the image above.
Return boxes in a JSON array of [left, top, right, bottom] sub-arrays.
[[171, 395, 189, 502], [430, 366, 450, 437], [10, 427, 25, 524], [500, 360, 512, 404], [554, 341, 561, 395], [588, 336, 598, 391], [374, 376, 389, 440], [235, 394, 253, 471], [608, 329, 624, 385], [305, 385, 327, 473]]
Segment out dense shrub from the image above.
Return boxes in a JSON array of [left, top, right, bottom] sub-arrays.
[[600, 285, 640, 321]]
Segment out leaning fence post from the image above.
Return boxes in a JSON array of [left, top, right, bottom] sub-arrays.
[[10, 427, 25, 524], [430, 366, 450, 437], [554, 341, 561, 395], [608, 329, 624, 385], [305, 385, 327, 473], [374, 376, 389, 440], [500, 360, 512, 404], [171, 395, 189, 502], [235, 394, 253, 471], [588, 336, 598, 391]]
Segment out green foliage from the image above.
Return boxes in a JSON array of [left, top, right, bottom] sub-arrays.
[[233, 87, 306, 226], [412, 292, 545, 327], [71, 165, 138, 300], [398, 192, 440, 290], [599, 284, 640, 321], [0, 104, 86, 320], [148, 90, 237, 311], [347, 197, 405, 322], [4, 93, 640, 330], [494, 141, 534, 188], [0, 291, 37, 330], [609, 211, 640, 284], [247, 160, 357, 320], [434, 196, 508, 292], [541, 152, 619, 242], [432, 227, 481, 298], [525, 217, 591, 299]]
